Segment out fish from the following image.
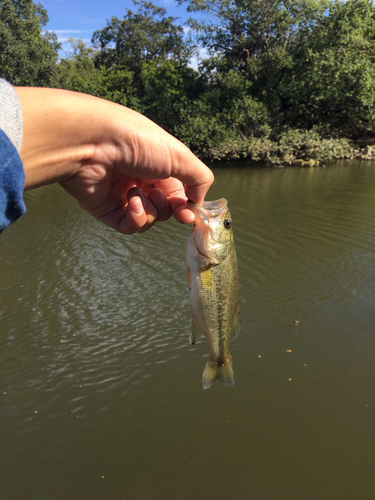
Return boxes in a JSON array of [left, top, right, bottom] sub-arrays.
[[186, 198, 240, 390]]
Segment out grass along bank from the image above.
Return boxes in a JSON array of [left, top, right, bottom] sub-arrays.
[[185, 129, 375, 167]]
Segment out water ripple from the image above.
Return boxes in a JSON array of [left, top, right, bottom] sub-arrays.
[[2, 167, 375, 499]]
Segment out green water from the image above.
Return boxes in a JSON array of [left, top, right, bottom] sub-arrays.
[[1, 161, 375, 499]]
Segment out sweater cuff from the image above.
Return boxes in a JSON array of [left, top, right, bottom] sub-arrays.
[[0, 78, 23, 154], [0, 130, 26, 232]]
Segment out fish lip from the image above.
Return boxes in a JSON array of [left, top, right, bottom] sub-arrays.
[[187, 198, 228, 220]]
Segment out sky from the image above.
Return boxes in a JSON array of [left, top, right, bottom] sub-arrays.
[[40, 0, 196, 52]]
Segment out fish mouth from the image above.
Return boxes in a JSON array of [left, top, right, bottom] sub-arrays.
[[187, 198, 228, 222], [188, 199, 229, 264]]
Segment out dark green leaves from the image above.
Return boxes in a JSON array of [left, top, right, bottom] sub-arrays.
[[0, 0, 61, 86], [3, 0, 375, 163], [92, 0, 192, 71]]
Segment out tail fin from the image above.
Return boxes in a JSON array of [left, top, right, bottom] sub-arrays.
[[202, 356, 235, 390]]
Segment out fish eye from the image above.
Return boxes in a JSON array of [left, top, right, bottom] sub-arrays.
[[224, 219, 232, 229]]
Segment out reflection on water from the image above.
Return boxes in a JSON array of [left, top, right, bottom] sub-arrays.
[[1, 162, 375, 499]]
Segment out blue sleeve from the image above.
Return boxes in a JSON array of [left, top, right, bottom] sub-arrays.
[[0, 129, 26, 233]]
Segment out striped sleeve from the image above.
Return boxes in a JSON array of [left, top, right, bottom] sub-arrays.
[[0, 78, 23, 153], [0, 78, 26, 232]]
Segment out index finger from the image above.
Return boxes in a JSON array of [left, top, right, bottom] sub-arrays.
[[168, 147, 214, 205], [113, 113, 214, 203], [152, 177, 195, 224]]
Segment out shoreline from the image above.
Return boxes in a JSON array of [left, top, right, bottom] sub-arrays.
[[187, 131, 375, 167]]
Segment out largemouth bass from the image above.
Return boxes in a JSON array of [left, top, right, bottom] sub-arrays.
[[186, 198, 240, 390]]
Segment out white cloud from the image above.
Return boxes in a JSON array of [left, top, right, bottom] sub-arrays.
[[44, 29, 93, 47], [58, 37, 91, 43], [51, 29, 92, 34]]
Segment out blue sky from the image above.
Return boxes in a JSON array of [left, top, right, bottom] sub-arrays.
[[41, 0, 194, 50]]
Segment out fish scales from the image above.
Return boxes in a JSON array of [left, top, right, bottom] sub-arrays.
[[186, 198, 240, 390], [196, 255, 238, 361]]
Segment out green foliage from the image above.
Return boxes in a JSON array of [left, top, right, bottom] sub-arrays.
[[140, 59, 201, 132], [181, 0, 329, 101], [174, 70, 270, 156], [95, 66, 140, 109], [57, 38, 140, 108], [176, 100, 236, 156], [187, 128, 355, 166], [57, 38, 200, 130], [202, 70, 270, 137], [92, 0, 192, 72], [5, 0, 375, 166], [87, 0, 197, 132], [57, 38, 99, 95], [181, 0, 375, 139], [279, 0, 375, 134], [0, 0, 60, 86]]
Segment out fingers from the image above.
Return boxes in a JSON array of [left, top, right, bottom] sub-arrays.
[[165, 143, 214, 206], [110, 115, 214, 206], [147, 188, 172, 222], [124, 187, 157, 234], [151, 178, 195, 224], [91, 181, 189, 235], [173, 205, 195, 224], [115, 187, 172, 234], [178, 165, 214, 207]]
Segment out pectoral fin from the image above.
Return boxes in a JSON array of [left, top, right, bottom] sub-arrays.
[[230, 306, 241, 339], [190, 316, 205, 345], [187, 267, 192, 290]]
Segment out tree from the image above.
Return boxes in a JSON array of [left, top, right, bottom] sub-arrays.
[[57, 38, 100, 96], [90, 0, 198, 132], [140, 58, 201, 131], [182, 0, 328, 77], [174, 70, 269, 157], [57, 38, 140, 109], [181, 0, 375, 136], [180, 0, 331, 126], [0, 0, 61, 86], [278, 0, 375, 135], [92, 0, 192, 73]]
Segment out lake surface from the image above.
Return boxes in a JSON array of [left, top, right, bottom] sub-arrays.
[[1, 161, 375, 499]]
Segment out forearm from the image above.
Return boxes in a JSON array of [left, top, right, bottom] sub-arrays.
[[15, 87, 103, 190]]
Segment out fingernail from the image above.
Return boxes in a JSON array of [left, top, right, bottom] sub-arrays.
[[130, 196, 143, 215]]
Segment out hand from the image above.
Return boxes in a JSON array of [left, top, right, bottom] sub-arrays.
[[15, 87, 214, 234]]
